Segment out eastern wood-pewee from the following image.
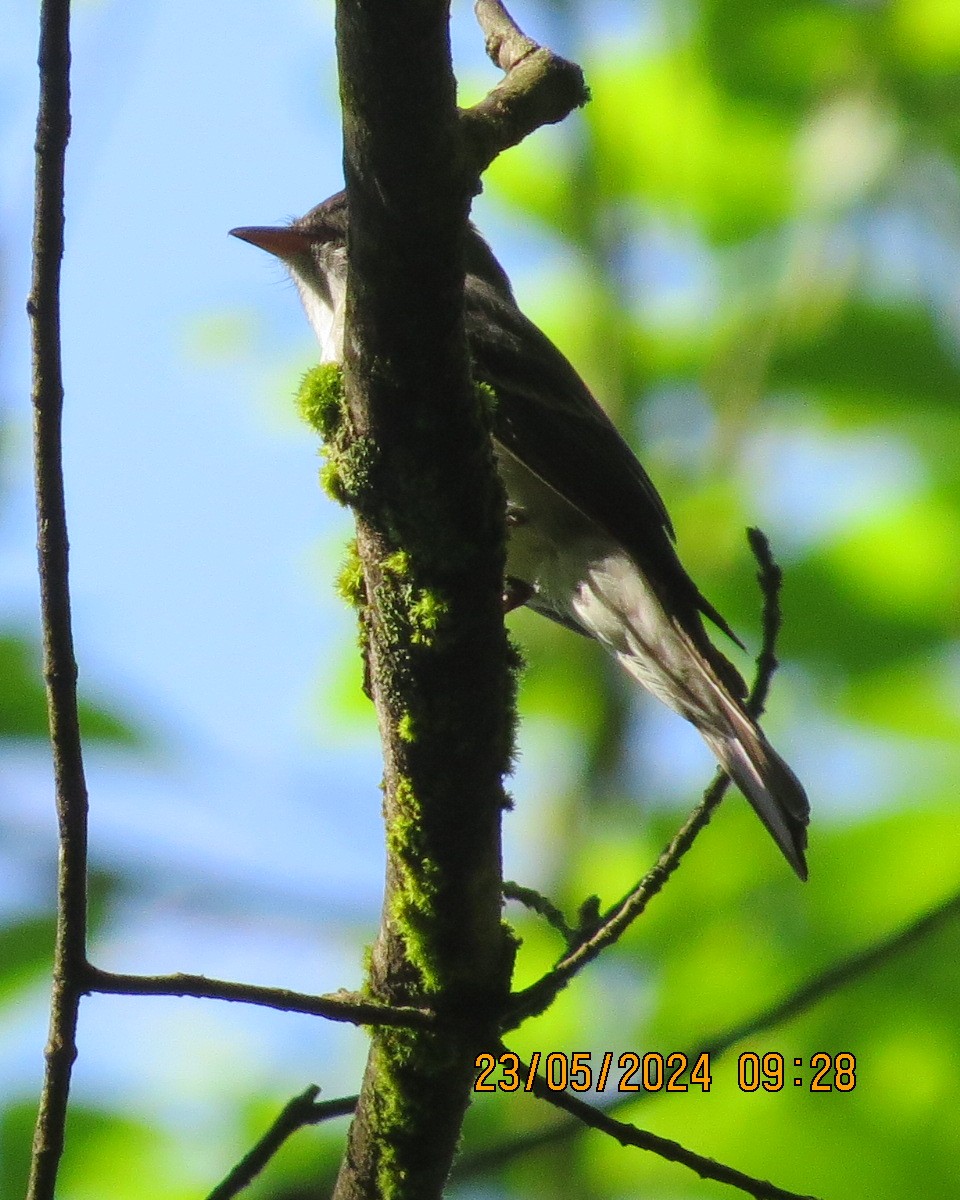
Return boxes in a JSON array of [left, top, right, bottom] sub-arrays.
[[231, 191, 810, 879]]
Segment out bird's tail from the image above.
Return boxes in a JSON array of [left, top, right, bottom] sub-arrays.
[[699, 699, 809, 880], [571, 555, 809, 876], [618, 616, 809, 878]]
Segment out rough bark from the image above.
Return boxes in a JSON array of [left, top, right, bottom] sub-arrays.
[[331, 3, 517, 1197]]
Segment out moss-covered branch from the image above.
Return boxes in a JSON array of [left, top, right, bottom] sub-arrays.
[[327, 3, 520, 1193], [321, 0, 593, 1192]]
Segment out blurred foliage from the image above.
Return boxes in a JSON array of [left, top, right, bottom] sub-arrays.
[[0, 633, 140, 745], [455, 0, 960, 1197], [6, 0, 960, 1197]]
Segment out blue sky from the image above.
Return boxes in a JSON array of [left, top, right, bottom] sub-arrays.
[[0, 0, 588, 1126]]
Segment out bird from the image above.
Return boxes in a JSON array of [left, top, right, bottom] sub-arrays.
[[230, 191, 810, 879]]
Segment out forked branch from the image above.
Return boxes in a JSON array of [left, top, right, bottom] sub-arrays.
[[462, 0, 590, 179]]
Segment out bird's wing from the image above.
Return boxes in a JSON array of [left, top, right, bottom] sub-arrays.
[[464, 274, 742, 648]]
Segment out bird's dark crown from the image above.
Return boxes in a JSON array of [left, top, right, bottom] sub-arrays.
[[294, 189, 515, 300]]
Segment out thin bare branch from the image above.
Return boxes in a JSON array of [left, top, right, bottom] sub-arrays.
[[504, 775, 731, 1026], [26, 2, 88, 1198], [503, 880, 575, 944], [502, 1046, 819, 1200], [461, 0, 589, 178], [475, 0, 538, 70], [744, 527, 783, 721], [507, 529, 784, 1026], [205, 1086, 357, 1200], [85, 967, 435, 1029]]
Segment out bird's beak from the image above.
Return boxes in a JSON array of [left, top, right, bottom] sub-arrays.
[[229, 225, 314, 261]]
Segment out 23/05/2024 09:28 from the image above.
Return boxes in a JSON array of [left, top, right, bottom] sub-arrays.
[[473, 1050, 857, 1094]]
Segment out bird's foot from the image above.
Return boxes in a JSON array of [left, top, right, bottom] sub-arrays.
[[503, 576, 535, 613]]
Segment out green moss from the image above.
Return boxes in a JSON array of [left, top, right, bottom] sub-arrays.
[[379, 550, 450, 648], [320, 460, 347, 505], [408, 590, 448, 645], [370, 1014, 484, 1200], [296, 362, 345, 437], [336, 435, 379, 505], [382, 549, 413, 580], [385, 775, 442, 992], [337, 538, 366, 608], [298, 365, 519, 1187], [373, 1029, 426, 1199], [297, 362, 379, 508], [318, 433, 379, 507]]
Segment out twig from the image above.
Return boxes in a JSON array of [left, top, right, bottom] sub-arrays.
[[205, 1086, 357, 1200], [500, 1046, 819, 1200], [744, 527, 783, 721], [475, 0, 538, 69], [26, 3, 88, 1199], [506, 529, 784, 1026], [85, 967, 435, 1028], [504, 776, 731, 1026], [461, 0, 590, 178], [503, 880, 576, 944]]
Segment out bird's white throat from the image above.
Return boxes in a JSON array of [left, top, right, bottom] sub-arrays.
[[291, 267, 346, 365]]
